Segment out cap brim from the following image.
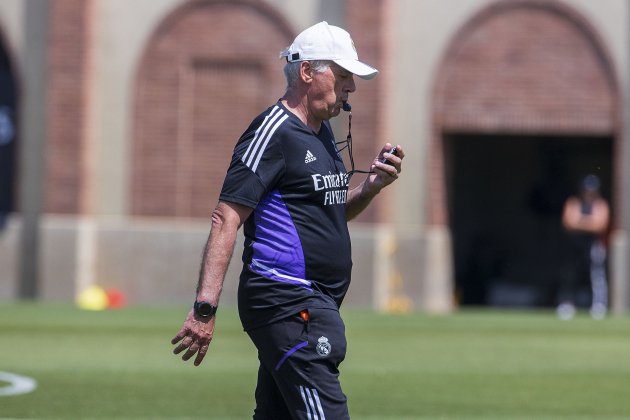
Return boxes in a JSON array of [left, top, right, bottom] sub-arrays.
[[333, 59, 379, 80]]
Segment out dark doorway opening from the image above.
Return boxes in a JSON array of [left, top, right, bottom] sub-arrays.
[[0, 41, 16, 231], [445, 134, 613, 307]]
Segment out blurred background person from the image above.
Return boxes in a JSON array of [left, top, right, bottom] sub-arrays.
[[557, 174, 610, 320], [0, 105, 15, 233]]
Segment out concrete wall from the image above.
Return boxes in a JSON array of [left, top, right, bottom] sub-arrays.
[[1, 215, 388, 308], [0, 217, 19, 300], [0, 0, 24, 59], [0, 0, 628, 313]]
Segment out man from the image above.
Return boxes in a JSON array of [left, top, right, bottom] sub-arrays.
[[171, 21, 404, 418], [557, 174, 609, 320]]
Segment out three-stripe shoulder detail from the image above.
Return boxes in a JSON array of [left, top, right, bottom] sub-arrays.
[[241, 105, 289, 172]]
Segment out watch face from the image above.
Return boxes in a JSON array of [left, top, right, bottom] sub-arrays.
[[195, 301, 216, 317]]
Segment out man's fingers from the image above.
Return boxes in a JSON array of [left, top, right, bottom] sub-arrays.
[[194, 344, 209, 366], [170, 330, 186, 345], [182, 346, 197, 362], [173, 343, 188, 355], [374, 162, 398, 178], [173, 337, 211, 364], [172, 336, 192, 354], [171, 317, 214, 364]]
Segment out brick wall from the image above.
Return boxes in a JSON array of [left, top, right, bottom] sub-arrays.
[[430, 0, 618, 225], [44, 0, 92, 213], [345, 0, 387, 223], [132, 0, 390, 221], [132, 0, 293, 218]]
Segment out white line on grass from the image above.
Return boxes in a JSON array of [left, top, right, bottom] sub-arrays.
[[0, 371, 37, 396]]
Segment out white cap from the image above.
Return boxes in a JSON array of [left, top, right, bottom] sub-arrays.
[[280, 21, 378, 80]]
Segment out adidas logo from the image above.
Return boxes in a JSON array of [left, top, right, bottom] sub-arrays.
[[304, 150, 317, 163]]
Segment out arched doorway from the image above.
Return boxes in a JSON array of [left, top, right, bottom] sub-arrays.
[[132, 0, 294, 217], [431, 0, 619, 307], [0, 32, 17, 230]]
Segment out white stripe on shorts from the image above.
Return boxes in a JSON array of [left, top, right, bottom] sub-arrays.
[[300, 386, 325, 420]]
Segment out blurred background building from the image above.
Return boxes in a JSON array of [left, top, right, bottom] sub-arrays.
[[0, 0, 628, 314]]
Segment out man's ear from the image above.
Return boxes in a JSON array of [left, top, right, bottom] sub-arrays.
[[299, 61, 313, 84]]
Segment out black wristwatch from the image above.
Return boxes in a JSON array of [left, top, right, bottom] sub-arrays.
[[193, 300, 218, 318]]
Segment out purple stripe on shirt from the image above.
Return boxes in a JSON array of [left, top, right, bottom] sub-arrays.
[[250, 190, 309, 286]]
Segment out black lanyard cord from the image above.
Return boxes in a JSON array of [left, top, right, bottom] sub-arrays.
[[335, 111, 374, 178]]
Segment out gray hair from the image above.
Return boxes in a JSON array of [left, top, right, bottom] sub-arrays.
[[283, 60, 331, 90]]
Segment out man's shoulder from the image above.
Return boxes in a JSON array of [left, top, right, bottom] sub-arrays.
[[242, 104, 295, 140], [251, 103, 291, 127]]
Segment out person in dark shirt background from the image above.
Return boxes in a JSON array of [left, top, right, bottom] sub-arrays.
[[557, 174, 609, 320]]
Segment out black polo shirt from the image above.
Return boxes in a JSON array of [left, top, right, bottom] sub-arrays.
[[219, 102, 352, 330]]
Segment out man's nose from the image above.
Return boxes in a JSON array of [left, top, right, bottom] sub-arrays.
[[346, 76, 356, 93]]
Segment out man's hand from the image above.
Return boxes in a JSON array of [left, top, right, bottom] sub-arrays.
[[171, 309, 216, 366], [346, 143, 404, 220], [368, 143, 404, 192], [170, 201, 252, 366]]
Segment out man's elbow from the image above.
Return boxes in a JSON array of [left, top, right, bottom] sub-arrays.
[[211, 201, 252, 230], [211, 205, 228, 229]]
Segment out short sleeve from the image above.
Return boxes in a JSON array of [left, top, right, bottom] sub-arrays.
[[219, 121, 286, 208]]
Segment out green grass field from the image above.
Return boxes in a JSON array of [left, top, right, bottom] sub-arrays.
[[1, 303, 629, 419]]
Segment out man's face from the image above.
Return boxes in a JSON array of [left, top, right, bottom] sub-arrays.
[[308, 62, 356, 121]]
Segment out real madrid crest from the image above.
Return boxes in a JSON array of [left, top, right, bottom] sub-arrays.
[[316, 336, 331, 356]]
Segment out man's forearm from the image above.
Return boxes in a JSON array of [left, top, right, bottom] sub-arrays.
[[195, 224, 237, 305], [345, 146, 403, 220], [195, 202, 251, 304], [346, 180, 379, 220]]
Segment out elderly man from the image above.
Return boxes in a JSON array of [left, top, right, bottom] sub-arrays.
[[172, 21, 404, 419]]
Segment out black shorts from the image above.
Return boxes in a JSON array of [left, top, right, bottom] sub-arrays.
[[246, 307, 349, 420]]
